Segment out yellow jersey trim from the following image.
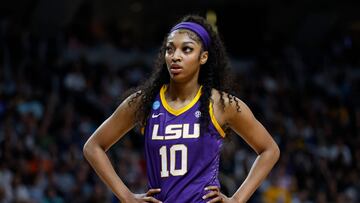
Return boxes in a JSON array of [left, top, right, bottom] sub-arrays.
[[140, 126, 145, 135], [160, 85, 202, 116], [209, 102, 226, 138]]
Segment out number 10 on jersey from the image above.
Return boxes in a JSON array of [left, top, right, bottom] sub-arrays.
[[159, 144, 188, 177]]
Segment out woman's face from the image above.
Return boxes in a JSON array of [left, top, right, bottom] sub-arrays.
[[165, 30, 208, 83]]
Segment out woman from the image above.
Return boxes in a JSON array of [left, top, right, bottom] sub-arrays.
[[83, 14, 280, 203]]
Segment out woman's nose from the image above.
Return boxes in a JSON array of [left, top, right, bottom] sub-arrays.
[[171, 49, 182, 62]]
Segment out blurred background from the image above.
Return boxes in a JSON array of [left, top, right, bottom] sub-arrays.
[[0, 0, 359, 203]]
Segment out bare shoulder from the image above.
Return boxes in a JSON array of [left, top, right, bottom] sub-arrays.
[[210, 89, 239, 126], [210, 88, 249, 126], [110, 90, 144, 126], [122, 90, 143, 109], [210, 88, 243, 110]]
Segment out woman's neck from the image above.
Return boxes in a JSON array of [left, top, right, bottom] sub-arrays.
[[166, 81, 201, 102]]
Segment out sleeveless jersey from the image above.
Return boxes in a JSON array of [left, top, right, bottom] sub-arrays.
[[143, 85, 225, 203]]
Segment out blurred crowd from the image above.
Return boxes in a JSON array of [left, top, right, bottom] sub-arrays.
[[0, 15, 359, 203]]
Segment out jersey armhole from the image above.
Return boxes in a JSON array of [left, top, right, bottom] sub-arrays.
[[209, 102, 226, 138]]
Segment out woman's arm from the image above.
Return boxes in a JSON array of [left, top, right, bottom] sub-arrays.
[[205, 91, 280, 203], [224, 97, 280, 203], [83, 92, 157, 202]]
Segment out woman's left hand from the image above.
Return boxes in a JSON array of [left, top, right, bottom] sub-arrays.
[[202, 186, 238, 203]]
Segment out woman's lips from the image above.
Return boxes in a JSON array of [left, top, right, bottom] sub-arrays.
[[170, 64, 182, 74]]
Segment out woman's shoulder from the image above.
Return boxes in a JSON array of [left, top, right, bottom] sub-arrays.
[[210, 88, 242, 108], [210, 88, 255, 129], [121, 90, 144, 108], [210, 88, 244, 126]]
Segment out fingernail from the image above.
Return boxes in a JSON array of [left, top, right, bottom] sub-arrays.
[[204, 187, 208, 190], [202, 195, 206, 199]]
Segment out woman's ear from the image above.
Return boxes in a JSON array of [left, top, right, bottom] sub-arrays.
[[200, 51, 208, 65]]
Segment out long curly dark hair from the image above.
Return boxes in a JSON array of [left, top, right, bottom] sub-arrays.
[[125, 14, 240, 134]]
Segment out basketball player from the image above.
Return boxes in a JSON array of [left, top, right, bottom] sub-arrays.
[[83, 15, 280, 203]]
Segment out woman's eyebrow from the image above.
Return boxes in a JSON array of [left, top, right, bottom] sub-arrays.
[[182, 41, 195, 45], [166, 41, 195, 46]]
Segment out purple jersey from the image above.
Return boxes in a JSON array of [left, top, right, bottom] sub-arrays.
[[143, 85, 225, 202]]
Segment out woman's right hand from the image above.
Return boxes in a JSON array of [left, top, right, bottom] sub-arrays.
[[128, 188, 162, 203]]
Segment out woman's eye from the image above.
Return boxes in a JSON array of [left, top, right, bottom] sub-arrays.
[[183, 47, 193, 53], [166, 46, 173, 53]]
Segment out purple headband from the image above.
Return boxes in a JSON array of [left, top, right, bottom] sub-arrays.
[[170, 22, 211, 50]]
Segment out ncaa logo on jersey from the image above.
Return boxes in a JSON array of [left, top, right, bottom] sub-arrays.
[[152, 101, 160, 110], [194, 110, 201, 118]]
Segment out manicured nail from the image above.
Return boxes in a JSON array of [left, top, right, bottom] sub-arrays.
[[202, 195, 206, 199], [204, 187, 208, 190]]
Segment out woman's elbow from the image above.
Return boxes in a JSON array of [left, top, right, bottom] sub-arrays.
[[83, 139, 96, 160], [272, 142, 280, 163]]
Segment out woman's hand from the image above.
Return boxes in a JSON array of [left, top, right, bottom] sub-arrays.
[[202, 186, 239, 203], [129, 188, 162, 203]]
